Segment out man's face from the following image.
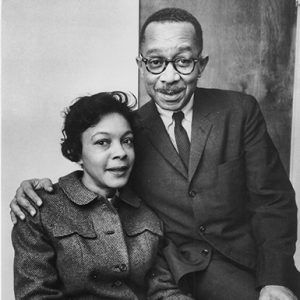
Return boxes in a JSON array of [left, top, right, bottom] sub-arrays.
[[139, 21, 206, 111]]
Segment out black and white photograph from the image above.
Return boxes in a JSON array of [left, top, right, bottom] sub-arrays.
[[2, 0, 300, 299]]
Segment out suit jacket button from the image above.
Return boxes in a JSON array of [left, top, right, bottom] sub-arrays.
[[90, 271, 98, 280], [201, 249, 209, 256], [199, 225, 206, 233], [112, 280, 123, 287], [188, 190, 196, 197], [119, 264, 127, 272]]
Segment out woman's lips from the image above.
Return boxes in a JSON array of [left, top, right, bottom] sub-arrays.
[[106, 166, 129, 176]]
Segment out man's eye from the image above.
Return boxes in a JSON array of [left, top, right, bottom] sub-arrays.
[[176, 58, 192, 67], [148, 58, 164, 68]]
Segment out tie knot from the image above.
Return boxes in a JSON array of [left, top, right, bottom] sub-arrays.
[[173, 111, 184, 124]]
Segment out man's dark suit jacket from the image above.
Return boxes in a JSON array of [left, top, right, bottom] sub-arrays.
[[131, 87, 298, 290]]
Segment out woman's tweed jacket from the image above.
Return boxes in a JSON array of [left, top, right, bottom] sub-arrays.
[[12, 171, 193, 299]]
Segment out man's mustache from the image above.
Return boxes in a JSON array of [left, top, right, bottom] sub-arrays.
[[156, 87, 185, 94]]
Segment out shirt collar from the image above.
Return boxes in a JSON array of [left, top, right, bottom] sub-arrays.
[[59, 170, 141, 208], [155, 94, 194, 124]]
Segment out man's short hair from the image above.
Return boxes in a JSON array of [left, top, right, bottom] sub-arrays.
[[139, 7, 203, 52]]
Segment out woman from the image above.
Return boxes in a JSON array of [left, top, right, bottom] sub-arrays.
[[12, 92, 192, 299]]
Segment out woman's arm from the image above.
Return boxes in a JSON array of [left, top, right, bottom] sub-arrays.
[[12, 208, 63, 299]]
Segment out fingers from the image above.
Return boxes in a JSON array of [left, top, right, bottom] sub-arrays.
[[35, 178, 53, 193], [10, 178, 53, 223], [10, 198, 26, 221], [15, 186, 37, 216], [10, 210, 18, 225], [259, 285, 297, 300], [20, 180, 43, 207]]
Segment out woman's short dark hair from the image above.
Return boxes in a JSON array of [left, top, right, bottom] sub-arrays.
[[139, 7, 203, 53], [61, 91, 136, 162]]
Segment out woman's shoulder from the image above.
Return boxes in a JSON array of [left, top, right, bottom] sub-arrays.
[[36, 181, 66, 208], [36, 171, 85, 216]]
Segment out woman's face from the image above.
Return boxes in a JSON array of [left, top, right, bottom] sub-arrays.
[[79, 112, 135, 197]]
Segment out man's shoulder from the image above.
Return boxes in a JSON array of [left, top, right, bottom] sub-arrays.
[[196, 87, 256, 102], [135, 99, 154, 117], [194, 87, 258, 113]]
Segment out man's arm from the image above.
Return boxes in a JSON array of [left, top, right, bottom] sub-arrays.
[[10, 178, 54, 223], [146, 239, 194, 300], [243, 97, 298, 293]]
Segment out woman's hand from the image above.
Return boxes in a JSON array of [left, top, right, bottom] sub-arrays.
[[10, 178, 54, 224]]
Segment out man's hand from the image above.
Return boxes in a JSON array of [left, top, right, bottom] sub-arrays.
[[259, 285, 297, 300], [10, 178, 54, 224]]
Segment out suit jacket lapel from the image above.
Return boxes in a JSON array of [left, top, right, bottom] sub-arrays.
[[140, 101, 188, 178], [188, 89, 213, 181]]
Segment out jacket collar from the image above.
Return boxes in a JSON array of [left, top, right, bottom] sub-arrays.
[[137, 88, 213, 181], [59, 170, 141, 208], [139, 101, 188, 178]]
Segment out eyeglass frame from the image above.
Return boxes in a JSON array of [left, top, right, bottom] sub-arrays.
[[138, 53, 201, 75]]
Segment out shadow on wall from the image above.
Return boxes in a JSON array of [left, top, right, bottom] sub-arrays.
[[139, 0, 296, 173]]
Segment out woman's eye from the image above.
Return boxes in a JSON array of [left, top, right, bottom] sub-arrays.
[[95, 140, 110, 146], [123, 137, 134, 145]]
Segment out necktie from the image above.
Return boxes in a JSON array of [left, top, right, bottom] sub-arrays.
[[173, 111, 190, 169]]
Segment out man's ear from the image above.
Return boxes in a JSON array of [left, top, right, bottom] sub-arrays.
[[198, 56, 209, 74], [136, 57, 145, 77], [136, 57, 142, 69]]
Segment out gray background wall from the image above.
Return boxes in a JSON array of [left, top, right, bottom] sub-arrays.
[[2, 1, 139, 298]]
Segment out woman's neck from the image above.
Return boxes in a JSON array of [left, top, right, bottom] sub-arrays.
[[81, 174, 116, 199]]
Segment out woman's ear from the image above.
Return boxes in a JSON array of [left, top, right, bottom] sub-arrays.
[[77, 159, 83, 168]]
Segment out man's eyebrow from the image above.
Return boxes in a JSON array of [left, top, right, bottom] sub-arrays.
[[144, 46, 194, 56], [144, 48, 163, 56], [177, 45, 193, 52]]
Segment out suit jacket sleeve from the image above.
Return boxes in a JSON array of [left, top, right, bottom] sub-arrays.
[[12, 210, 64, 299], [244, 96, 297, 289], [146, 239, 195, 300]]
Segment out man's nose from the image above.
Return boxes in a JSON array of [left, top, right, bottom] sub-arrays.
[[159, 62, 180, 83]]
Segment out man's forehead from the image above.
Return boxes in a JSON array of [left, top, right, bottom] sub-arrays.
[[141, 21, 199, 54]]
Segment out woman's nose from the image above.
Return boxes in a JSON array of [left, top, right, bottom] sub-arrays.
[[112, 142, 127, 159]]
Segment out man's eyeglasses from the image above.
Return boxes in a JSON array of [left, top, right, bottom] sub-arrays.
[[138, 54, 200, 75]]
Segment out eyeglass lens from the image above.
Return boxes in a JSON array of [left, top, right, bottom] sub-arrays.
[[144, 57, 196, 75]]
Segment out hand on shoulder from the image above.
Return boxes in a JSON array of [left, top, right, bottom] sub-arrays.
[[259, 285, 297, 300]]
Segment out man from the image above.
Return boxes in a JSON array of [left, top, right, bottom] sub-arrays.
[[10, 8, 299, 300]]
